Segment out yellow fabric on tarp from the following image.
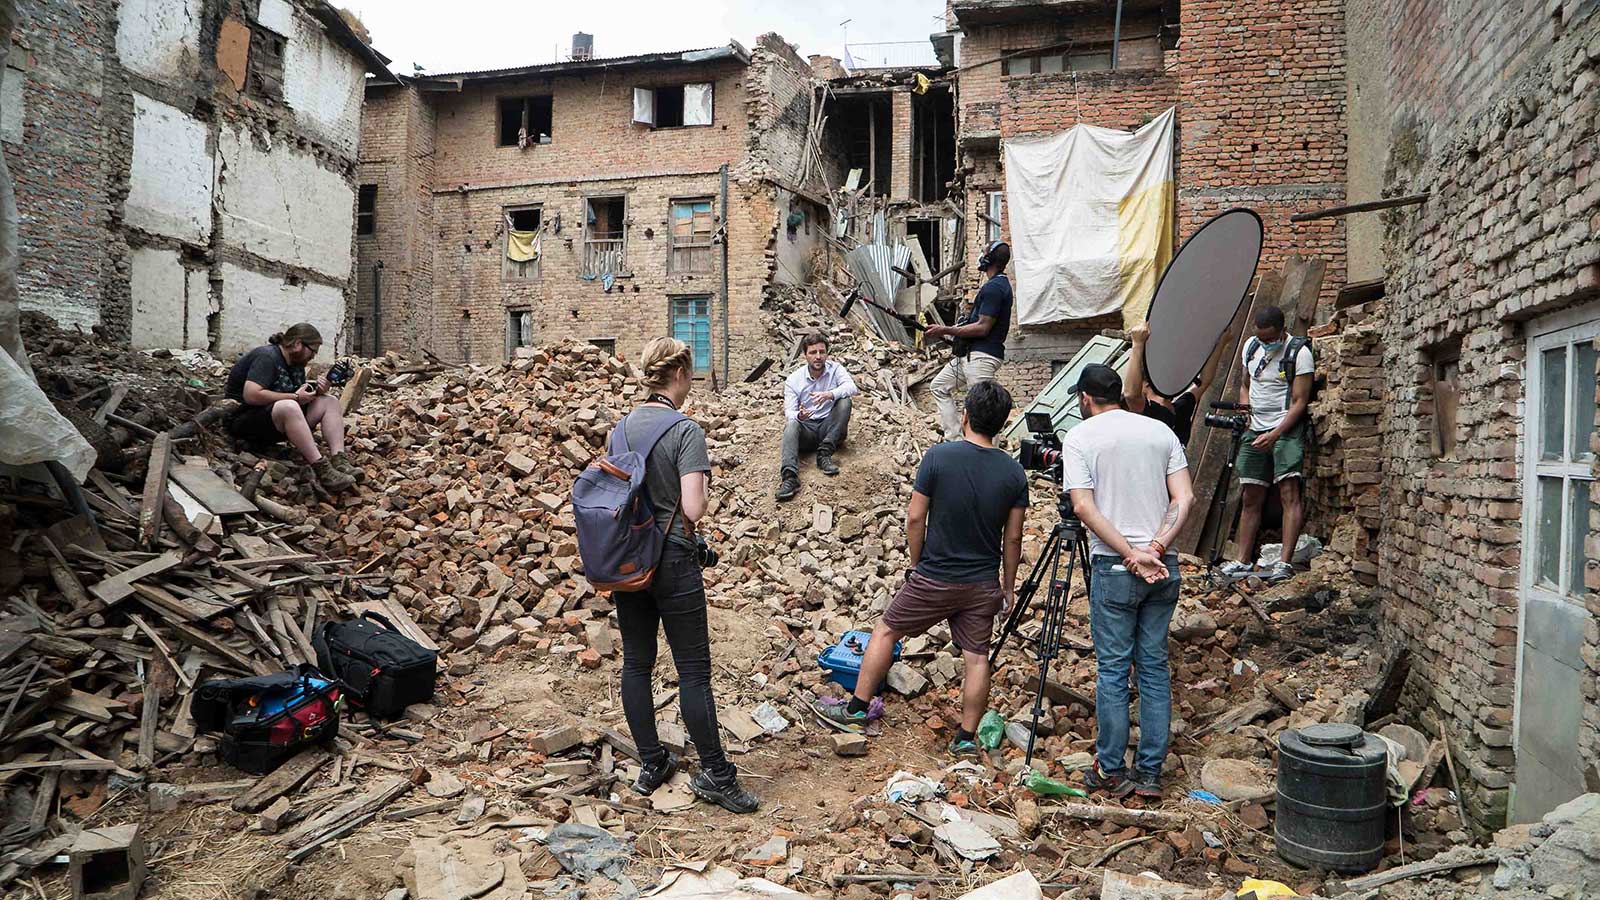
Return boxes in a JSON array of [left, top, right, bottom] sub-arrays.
[[506, 230, 540, 262], [1116, 179, 1175, 328], [1237, 879, 1298, 897]]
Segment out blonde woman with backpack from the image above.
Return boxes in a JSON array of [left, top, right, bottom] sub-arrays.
[[600, 337, 758, 813]]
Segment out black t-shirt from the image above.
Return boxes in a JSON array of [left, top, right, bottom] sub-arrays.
[[226, 345, 304, 403], [962, 274, 1013, 359], [912, 440, 1029, 583], [1141, 392, 1199, 445]]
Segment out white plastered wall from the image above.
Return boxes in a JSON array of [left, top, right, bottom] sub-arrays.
[[215, 262, 344, 355], [126, 94, 213, 243], [115, 0, 205, 85], [129, 247, 211, 350], [216, 126, 353, 279], [281, 8, 365, 156]]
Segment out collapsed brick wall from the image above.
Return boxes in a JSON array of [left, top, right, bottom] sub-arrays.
[[1374, 12, 1600, 825], [5, 0, 114, 333], [1304, 302, 1385, 582]]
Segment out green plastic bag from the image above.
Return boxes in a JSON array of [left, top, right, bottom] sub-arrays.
[[1023, 771, 1088, 798], [977, 710, 1005, 749]]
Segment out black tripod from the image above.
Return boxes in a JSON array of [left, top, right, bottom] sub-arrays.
[[989, 492, 1093, 769], [1201, 417, 1251, 582]]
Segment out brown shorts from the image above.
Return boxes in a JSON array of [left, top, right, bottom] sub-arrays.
[[882, 571, 1004, 654]]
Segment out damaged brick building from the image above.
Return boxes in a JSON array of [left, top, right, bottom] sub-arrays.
[[355, 34, 832, 378], [4, 0, 392, 352]]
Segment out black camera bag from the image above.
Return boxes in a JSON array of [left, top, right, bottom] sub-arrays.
[[312, 612, 437, 719], [191, 665, 341, 775]]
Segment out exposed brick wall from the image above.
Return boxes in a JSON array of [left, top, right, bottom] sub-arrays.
[[1304, 303, 1384, 581], [357, 83, 435, 356], [1370, 9, 1600, 825], [6, 0, 113, 332], [1000, 69, 1177, 137], [1177, 0, 1348, 318]]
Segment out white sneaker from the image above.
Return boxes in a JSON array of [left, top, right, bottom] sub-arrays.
[[1266, 561, 1294, 583], [1217, 560, 1251, 579]]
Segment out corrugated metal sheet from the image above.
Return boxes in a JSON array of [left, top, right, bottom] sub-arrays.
[[844, 41, 941, 71], [844, 244, 914, 344]]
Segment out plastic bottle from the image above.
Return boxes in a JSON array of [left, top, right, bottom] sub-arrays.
[[977, 710, 1005, 748], [1004, 721, 1034, 750], [1023, 771, 1089, 798]]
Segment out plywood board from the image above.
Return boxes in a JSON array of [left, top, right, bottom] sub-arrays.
[[170, 464, 258, 515]]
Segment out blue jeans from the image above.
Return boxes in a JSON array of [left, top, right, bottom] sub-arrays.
[[1089, 554, 1181, 778]]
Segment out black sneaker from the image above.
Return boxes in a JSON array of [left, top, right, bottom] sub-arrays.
[[776, 473, 800, 502], [690, 770, 760, 814], [1131, 771, 1163, 800], [816, 450, 840, 476], [1084, 761, 1134, 798], [631, 753, 678, 795]]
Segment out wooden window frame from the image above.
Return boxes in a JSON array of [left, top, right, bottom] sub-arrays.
[[502, 205, 542, 281], [582, 195, 628, 278], [668, 197, 716, 274]]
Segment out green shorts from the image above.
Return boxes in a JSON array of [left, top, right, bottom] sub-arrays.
[[1236, 427, 1305, 486]]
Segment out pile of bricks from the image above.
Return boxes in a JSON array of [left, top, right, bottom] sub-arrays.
[[1305, 301, 1386, 584]]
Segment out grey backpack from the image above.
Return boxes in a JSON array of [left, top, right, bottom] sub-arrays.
[[571, 411, 685, 592]]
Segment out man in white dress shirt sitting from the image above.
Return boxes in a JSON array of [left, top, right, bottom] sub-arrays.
[[777, 332, 858, 501]]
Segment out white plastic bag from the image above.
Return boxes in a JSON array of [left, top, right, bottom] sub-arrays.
[[0, 348, 96, 481]]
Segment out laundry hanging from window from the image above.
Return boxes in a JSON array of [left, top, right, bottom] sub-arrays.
[[506, 226, 540, 263]]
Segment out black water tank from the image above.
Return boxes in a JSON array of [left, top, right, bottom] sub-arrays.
[[1275, 723, 1388, 873]]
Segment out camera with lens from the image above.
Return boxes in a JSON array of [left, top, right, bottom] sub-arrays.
[[1202, 400, 1250, 433], [693, 533, 718, 568], [305, 358, 354, 392], [1018, 411, 1064, 481]]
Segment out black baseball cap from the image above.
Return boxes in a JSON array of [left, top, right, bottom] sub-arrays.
[[1076, 364, 1122, 403]]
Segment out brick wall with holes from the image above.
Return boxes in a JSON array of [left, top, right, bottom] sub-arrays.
[[1176, 0, 1347, 316], [1371, 9, 1600, 825]]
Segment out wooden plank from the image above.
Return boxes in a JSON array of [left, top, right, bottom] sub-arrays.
[[139, 433, 174, 549], [44, 733, 138, 778], [0, 757, 117, 774], [92, 384, 130, 425], [231, 553, 317, 569], [278, 774, 415, 849], [232, 747, 334, 812], [88, 551, 184, 607], [351, 599, 438, 652], [138, 683, 160, 769], [138, 600, 272, 676], [1335, 849, 1502, 892], [340, 367, 373, 415], [170, 464, 258, 516], [1289, 191, 1430, 222], [51, 689, 125, 723], [86, 470, 137, 516]]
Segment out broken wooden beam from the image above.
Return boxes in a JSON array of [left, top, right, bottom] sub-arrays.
[[88, 550, 184, 607], [232, 747, 334, 812], [1290, 192, 1430, 222], [138, 433, 174, 548], [1045, 802, 1189, 831]]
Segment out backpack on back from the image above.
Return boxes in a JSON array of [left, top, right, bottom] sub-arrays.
[[572, 410, 686, 592], [1244, 335, 1316, 400]]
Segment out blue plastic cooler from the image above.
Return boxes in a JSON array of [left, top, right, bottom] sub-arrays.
[[817, 630, 903, 692]]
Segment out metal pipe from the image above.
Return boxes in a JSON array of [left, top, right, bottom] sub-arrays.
[[719, 163, 730, 386], [1112, 0, 1124, 69], [372, 260, 384, 355]]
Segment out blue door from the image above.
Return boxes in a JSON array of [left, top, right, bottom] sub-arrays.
[[671, 297, 712, 372]]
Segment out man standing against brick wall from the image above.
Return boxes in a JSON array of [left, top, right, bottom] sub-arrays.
[[926, 242, 1013, 441], [1220, 306, 1314, 583]]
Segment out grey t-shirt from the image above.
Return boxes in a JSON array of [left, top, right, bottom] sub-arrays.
[[620, 405, 710, 546]]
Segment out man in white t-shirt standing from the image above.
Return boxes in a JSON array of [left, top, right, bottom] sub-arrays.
[[1061, 364, 1195, 800], [1220, 305, 1315, 582]]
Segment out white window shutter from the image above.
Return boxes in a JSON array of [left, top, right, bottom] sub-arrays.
[[632, 88, 655, 126], [684, 83, 713, 126]]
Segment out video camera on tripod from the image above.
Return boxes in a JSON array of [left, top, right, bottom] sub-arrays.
[[1017, 411, 1065, 483], [1202, 399, 1250, 433]]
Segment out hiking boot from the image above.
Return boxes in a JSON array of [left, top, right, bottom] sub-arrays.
[[1131, 771, 1164, 800], [330, 451, 366, 483], [775, 472, 800, 502], [811, 699, 868, 734], [631, 753, 678, 796], [1084, 761, 1134, 798], [816, 449, 840, 476], [311, 456, 357, 493], [690, 770, 760, 814], [1266, 561, 1294, 583], [947, 735, 981, 758]]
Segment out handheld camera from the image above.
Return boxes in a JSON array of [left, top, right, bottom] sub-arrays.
[[307, 359, 355, 393]]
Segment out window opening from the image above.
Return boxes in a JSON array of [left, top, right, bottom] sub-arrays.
[[669, 199, 715, 273], [357, 184, 377, 236], [504, 207, 542, 280], [670, 297, 712, 372], [583, 196, 626, 277], [498, 95, 553, 147]]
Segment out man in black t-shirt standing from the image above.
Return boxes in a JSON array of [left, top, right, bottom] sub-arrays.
[[812, 381, 1027, 757], [1121, 321, 1227, 446], [926, 241, 1013, 442]]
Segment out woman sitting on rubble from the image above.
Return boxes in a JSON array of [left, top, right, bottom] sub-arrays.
[[223, 322, 358, 493], [611, 336, 760, 814]]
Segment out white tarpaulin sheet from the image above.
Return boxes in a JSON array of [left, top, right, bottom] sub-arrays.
[[1003, 106, 1175, 328], [0, 349, 96, 481]]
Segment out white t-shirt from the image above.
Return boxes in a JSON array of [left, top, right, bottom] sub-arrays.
[[1061, 409, 1189, 558], [1244, 340, 1315, 432]]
